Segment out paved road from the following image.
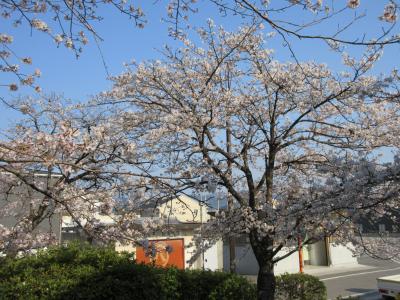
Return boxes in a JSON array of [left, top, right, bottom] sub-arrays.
[[318, 256, 400, 299], [243, 256, 399, 299]]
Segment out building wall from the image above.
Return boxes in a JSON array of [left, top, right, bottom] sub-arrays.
[[62, 214, 114, 228], [158, 195, 210, 223], [204, 240, 224, 271], [274, 248, 300, 274], [128, 195, 220, 270], [358, 211, 400, 235], [329, 243, 358, 266], [308, 240, 328, 266], [116, 235, 224, 271], [0, 175, 62, 243], [223, 244, 299, 275], [223, 240, 359, 275], [62, 194, 223, 271]]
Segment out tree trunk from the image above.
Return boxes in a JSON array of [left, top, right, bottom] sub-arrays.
[[257, 261, 276, 300], [251, 233, 276, 300]]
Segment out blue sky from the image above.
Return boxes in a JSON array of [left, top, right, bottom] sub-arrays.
[[0, 1, 399, 130]]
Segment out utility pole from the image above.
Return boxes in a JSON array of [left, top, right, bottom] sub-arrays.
[[200, 196, 205, 270], [226, 120, 236, 273], [298, 234, 304, 273]]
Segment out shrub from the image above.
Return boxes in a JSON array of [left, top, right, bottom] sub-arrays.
[[209, 275, 257, 300], [0, 244, 329, 300], [0, 243, 256, 300], [275, 273, 327, 300]]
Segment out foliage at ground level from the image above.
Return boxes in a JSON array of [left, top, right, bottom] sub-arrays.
[[0, 243, 255, 300], [0, 243, 327, 300], [275, 273, 326, 300]]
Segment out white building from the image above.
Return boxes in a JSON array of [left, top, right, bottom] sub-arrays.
[[60, 194, 357, 274], [223, 237, 358, 275], [61, 195, 224, 271]]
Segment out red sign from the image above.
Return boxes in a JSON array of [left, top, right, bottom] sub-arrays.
[[136, 239, 185, 269]]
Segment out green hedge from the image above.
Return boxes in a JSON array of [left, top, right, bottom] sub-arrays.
[[0, 243, 256, 300], [275, 273, 327, 300], [0, 244, 327, 300]]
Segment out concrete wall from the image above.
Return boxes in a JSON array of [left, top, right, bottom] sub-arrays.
[[223, 244, 257, 275], [329, 243, 358, 266], [309, 240, 328, 266], [222, 240, 359, 275], [0, 175, 62, 242], [223, 244, 299, 275], [274, 248, 300, 274], [204, 240, 223, 271]]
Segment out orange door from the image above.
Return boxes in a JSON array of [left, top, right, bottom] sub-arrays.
[[136, 239, 185, 269]]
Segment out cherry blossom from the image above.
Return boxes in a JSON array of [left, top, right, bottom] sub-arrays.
[[0, 0, 146, 90], [381, 2, 398, 23], [0, 96, 147, 252], [1, 17, 400, 300], [347, 0, 360, 9], [99, 25, 400, 299], [1, 0, 399, 92]]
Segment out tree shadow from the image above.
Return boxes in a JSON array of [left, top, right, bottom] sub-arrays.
[[346, 288, 375, 293]]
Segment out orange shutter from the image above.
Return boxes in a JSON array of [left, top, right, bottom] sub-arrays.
[[136, 239, 185, 269]]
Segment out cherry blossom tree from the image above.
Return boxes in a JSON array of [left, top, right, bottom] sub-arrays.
[[0, 95, 159, 255], [167, 0, 400, 42], [1, 1, 400, 297], [1, 0, 399, 91], [0, 0, 146, 91], [98, 24, 400, 299]]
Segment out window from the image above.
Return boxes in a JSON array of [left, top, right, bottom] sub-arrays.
[[378, 224, 386, 233]]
